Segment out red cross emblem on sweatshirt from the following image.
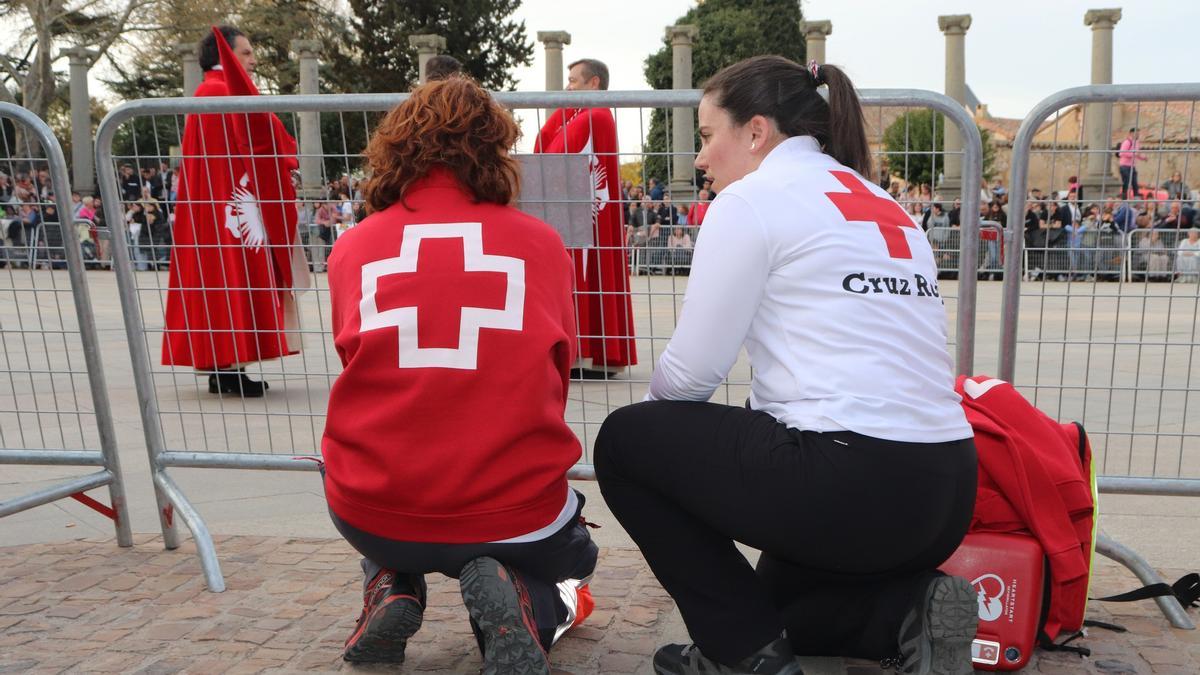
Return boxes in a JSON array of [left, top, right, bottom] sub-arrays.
[[824, 170, 917, 259], [359, 223, 525, 370]]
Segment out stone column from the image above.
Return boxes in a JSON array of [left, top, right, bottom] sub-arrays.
[[61, 46, 98, 195], [667, 24, 699, 195], [408, 34, 446, 86], [938, 14, 972, 192], [175, 43, 202, 96], [291, 40, 325, 269], [291, 41, 324, 192], [536, 31, 571, 90], [1081, 8, 1123, 193], [799, 20, 832, 65]]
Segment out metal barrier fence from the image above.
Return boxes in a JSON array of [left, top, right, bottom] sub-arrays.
[[1001, 83, 1200, 629], [1022, 228, 1129, 281], [95, 89, 981, 590], [1021, 229, 1200, 283], [0, 103, 132, 545], [927, 221, 1004, 277]]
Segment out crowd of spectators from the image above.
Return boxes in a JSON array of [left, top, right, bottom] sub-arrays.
[[9, 150, 1200, 285], [116, 162, 176, 270], [618, 176, 713, 274], [885, 168, 1200, 283], [293, 174, 366, 269], [0, 167, 75, 268], [110, 164, 365, 273]]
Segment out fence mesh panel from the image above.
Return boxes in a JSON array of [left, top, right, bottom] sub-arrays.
[[1007, 96, 1200, 481], [98, 93, 977, 470]]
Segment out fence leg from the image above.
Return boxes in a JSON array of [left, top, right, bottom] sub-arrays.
[[107, 474, 134, 548], [1096, 532, 1194, 630], [153, 478, 181, 550], [154, 470, 226, 592]]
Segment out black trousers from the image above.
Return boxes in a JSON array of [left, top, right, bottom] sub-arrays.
[[595, 401, 976, 664], [327, 484, 598, 649]]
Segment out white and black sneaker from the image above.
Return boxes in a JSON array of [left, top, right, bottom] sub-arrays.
[[884, 573, 977, 674], [459, 557, 551, 675]]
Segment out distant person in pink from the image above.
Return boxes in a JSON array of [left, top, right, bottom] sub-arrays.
[[1118, 127, 1149, 200]]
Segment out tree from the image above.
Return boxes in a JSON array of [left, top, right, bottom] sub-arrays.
[[0, 0, 149, 156], [640, 0, 804, 187], [348, 0, 533, 93], [104, 0, 357, 100], [99, 0, 532, 180], [102, 0, 361, 175], [881, 109, 996, 189]]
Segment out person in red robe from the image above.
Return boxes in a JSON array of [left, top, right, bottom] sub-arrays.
[[162, 25, 303, 397], [534, 58, 637, 375]]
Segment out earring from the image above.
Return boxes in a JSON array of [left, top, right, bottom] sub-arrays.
[[750, 142, 757, 151]]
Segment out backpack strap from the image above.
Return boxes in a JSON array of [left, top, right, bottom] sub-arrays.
[[1038, 629, 1090, 657], [1092, 573, 1200, 608], [1082, 619, 1128, 633]]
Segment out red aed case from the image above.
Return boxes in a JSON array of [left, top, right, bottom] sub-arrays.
[[939, 532, 1045, 671]]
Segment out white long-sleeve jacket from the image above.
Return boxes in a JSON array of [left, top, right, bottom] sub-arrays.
[[648, 136, 972, 443]]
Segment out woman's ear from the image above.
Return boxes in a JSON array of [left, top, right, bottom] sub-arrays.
[[747, 114, 776, 151]]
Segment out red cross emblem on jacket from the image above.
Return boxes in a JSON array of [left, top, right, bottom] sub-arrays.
[[359, 222, 525, 370], [824, 170, 917, 259]]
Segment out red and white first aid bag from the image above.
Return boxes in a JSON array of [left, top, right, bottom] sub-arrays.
[[939, 532, 1045, 671]]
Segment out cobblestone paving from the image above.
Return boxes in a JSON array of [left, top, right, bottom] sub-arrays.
[[1, 535, 1197, 673]]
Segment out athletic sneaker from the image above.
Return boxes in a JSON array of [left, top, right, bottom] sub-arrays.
[[884, 573, 977, 674], [653, 635, 805, 674], [342, 568, 425, 663], [459, 557, 551, 675]]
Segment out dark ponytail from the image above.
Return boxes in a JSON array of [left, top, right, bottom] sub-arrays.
[[702, 55, 872, 178]]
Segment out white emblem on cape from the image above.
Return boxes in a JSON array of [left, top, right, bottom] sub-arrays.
[[359, 222, 525, 370], [224, 173, 267, 251], [581, 137, 609, 220]]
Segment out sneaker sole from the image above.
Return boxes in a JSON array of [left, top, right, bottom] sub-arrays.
[[342, 594, 423, 663], [460, 557, 551, 675], [923, 575, 978, 675]]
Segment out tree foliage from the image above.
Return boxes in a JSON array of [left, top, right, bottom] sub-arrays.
[[103, 0, 356, 100], [1, 0, 147, 160], [349, 0, 533, 93], [881, 109, 996, 188], [96, 0, 533, 180], [640, 0, 804, 188]]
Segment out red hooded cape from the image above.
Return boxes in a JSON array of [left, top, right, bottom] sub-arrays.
[[162, 27, 301, 369], [535, 107, 637, 368]]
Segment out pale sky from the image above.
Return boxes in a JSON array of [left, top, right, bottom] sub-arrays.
[[511, 0, 1194, 118], [57, 0, 1195, 157], [507, 0, 1196, 152]]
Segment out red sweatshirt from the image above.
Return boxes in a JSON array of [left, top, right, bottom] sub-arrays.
[[956, 375, 1095, 638], [321, 169, 581, 543]]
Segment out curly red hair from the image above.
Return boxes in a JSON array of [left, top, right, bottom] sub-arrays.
[[362, 76, 521, 213]]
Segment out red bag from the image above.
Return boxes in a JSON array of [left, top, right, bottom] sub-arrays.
[[939, 532, 1046, 671], [956, 377, 1097, 640]]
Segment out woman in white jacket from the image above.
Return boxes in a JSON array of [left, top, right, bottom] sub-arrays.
[[596, 56, 979, 675]]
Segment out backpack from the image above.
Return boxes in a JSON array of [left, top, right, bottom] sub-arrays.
[[1114, 143, 1122, 159], [950, 377, 1199, 670], [941, 379, 1099, 671]]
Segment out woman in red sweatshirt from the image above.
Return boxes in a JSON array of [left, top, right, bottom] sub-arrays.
[[321, 77, 596, 674]]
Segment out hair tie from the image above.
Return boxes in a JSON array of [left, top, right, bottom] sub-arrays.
[[807, 59, 824, 86]]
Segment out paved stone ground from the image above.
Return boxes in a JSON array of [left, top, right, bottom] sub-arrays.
[[1, 535, 1198, 674]]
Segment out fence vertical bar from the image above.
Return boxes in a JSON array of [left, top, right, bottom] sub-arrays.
[[94, 109, 184, 556], [0, 102, 132, 546]]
